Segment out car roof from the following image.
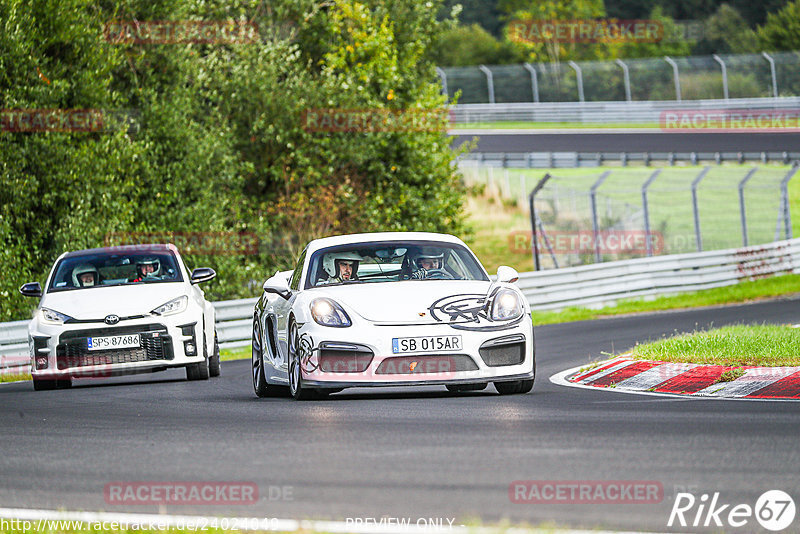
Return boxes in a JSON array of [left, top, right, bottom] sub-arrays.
[[62, 243, 179, 259], [305, 232, 467, 255]]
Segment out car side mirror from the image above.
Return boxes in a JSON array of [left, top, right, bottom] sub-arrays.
[[190, 267, 216, 285], [496, 266, 519, 284], [19, 282, 43, 297], [262, 273, 292, 300]]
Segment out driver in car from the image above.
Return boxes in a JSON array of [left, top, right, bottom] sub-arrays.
[[322, 252, 362, 284], [129, 257, 161, 283], [72, 263, 99, 287], [410, 248, 446, 279]]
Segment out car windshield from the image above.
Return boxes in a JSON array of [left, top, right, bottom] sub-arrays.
[[305, 241, 489, 289], [48, 250, 183, 292]]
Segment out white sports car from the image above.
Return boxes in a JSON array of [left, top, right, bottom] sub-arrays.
[[251, 232, 535, 400], [19, 244, 219, 390]]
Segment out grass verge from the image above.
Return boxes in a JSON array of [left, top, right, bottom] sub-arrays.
[[221, 345, 251, 361], [451, 121, 661, 130], [531, 273, 800, 325], [627, 325, 800, 367], [0, 371, 31, 383]]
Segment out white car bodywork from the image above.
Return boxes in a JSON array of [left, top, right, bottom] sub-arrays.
[[252, 232, 535, 400], [22, 244, 218, 390]]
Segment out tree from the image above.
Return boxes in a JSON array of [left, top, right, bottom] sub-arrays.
[[758, 0, 800, 51]]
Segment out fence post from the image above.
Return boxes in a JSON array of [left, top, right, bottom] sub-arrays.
[[712, 54, 729, 100], [664, 56, 681, 102], [691, 166, 711, 251], [435, 67, 448, 102], [479, 65, 495, 105], [641, 169, 662, 256], [568, 61, 585, 103], [738, 167, 758, 246], [615, 59, 632, 102], [529, 173, 553, 270], [523, 63, 540, 103], [762, 52, 778, 98], [590, 171, 612, 263], [780, 165, 799, 239]]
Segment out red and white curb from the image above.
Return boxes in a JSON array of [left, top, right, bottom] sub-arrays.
[[551, 356, 800, 401]]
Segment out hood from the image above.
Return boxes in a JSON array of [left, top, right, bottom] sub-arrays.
[[311, 280, 495, 324], [40, 283, 189, 321]]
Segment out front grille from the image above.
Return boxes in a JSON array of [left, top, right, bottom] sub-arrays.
[[479, 336, 525, 367], [56, 324, 173, 369], [319, 349, 373, 373], [375, 354, 478, 375]]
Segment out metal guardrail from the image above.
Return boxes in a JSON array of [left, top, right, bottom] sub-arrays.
[[2, 239, 798, 364], [517, 238, 800, 311], [450, 96, 800, 124], [458, 151, 800, 168]]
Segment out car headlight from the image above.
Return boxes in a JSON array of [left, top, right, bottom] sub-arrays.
[[310, 298, 351, 327], [151, 295, 188, 316], [491, 289, 523, 321], [40, 308, 73, 325]]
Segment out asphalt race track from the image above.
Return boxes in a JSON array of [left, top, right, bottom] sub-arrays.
[[2, 296, 800, 532], [451, 130, 800, 153]]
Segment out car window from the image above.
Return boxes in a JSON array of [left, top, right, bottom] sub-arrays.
[[48, 251, 183, 292], [305, 241, 488, 289], [289, 248, 307, 291]]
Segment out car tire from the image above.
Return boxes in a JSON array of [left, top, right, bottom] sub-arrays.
[[33, 376, 57, 391], [288, 320, 315, 401], [186, 356, 210, 381], [494, 378, 534, 395], [446, 383, 487, 393], [209, 331, 221, 377]]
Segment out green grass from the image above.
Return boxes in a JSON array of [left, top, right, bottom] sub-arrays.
[[531, 274, 800, 325], [452, 121, 661, 130], [221, 345, 251, 361], [628, 325, 800, 366], [0, 371, 31, 383]]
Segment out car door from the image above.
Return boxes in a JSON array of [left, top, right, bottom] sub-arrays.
[[275, 248, 306, 366]]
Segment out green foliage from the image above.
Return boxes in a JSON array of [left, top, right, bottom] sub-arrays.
[[758, 0, 800, 51], [701, 3, 759, 53], [431, 24, 522, 66], [0, 0, 466, 320]]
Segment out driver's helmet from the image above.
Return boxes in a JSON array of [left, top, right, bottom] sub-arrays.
[[322, 251, 362, 281], [136, 256, 161, 278], [72, 263, 99, 287], [410, 247, 444, 278]]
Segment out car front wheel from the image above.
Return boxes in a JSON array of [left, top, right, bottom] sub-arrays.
[[288, 320, 315, 401]]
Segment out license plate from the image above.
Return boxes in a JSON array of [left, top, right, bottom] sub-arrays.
[[392, 335, 462, 354], [87, 334, 141, 351]]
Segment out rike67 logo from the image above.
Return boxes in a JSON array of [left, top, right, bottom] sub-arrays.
[[669, 490, 796, 531]]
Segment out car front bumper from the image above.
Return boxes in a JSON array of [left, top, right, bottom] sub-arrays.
[[28, 312, 207, 379], [296, 318, 535, 388]]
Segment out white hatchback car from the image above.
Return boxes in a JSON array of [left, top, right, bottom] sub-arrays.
[[252, 232, 535, 400], [19, 244, 219, 390]]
